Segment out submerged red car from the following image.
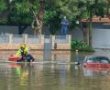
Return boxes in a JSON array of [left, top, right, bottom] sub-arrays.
[[83, 55, 110, 68]]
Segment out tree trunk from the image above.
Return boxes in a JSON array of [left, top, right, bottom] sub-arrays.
[[88, 21, 92, 47], [88, 10, 93, 47], [34, 0, 45, 35], [106, 3, 109, 16], [81, 23, 88, 43], [35, 18, 43, 35], [82, 28, 88, 44]]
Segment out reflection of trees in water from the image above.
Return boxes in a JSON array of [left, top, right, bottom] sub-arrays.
[[1, 62, 110, 90], [41, 64, 69, 90]]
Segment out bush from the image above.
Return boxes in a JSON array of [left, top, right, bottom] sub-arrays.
[[71, 40, 94, 52]]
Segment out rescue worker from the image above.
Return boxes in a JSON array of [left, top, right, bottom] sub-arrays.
[[16, 44, 34, 62]]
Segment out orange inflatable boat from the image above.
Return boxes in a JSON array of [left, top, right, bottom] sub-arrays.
[[8, 54, 21, 62]]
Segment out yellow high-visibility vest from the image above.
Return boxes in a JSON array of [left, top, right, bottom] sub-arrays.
[[16, 47, 29, 56]]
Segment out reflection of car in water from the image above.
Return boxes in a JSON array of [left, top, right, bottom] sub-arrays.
[[83, 66, 110, 77], [83, 55, 110, 76]]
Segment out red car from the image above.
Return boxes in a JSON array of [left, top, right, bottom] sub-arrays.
[[83, 55, 110, 68]]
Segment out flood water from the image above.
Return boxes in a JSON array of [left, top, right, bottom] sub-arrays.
[[0, 50, 110, 90]]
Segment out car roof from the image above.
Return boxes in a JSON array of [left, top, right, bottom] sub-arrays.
[[86, 55, 109, 58], [84, 55, 110, 61]]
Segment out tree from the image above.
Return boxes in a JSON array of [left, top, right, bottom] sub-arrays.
[[0, 0, 7, 12], [0, 0, 109, 36], [0, 0, 7, 24], [78, 0, 107, 46], [77, 0, 93, 46], [31, 0, 45, 35], [105, 0, 110, 16], [44, 0, 80, 34]]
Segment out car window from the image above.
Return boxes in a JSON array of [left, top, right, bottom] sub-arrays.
[[86, 56, 110, 63], [87, 57, 98, 62], [86, 60, 93, 63], [101, 60, 109, 63]]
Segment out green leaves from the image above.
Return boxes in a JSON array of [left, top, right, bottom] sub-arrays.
[[44, 10, 56, 23], [0, 0, 7, 12], [71, 40, 94, 52], [9, 0, 39, 24], [0, 0, 109, 27], [15, 1, 31, 14]]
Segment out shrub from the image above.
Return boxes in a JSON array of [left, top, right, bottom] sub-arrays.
[[71, 40, 94, 52]]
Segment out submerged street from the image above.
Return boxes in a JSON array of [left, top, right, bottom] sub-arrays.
[[0, 50, 110, 90]]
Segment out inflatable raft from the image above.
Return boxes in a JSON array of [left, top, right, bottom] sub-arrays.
[[8, 54, 20, 62]]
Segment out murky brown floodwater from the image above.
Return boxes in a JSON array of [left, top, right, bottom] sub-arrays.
[[0, 50, 110, 90]]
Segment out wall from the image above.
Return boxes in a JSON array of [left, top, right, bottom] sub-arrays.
[[69, 23, 110, 49], [0, 25, 33, 34], [71, 27, 83, 41], [0, 34, 71, 50], [92, 23, 110, 49]]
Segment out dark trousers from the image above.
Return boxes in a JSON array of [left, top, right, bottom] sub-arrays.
[[25, 54, 35, 62], [17, 54, 35, 62]]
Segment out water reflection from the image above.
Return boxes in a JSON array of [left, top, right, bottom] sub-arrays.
[[1, 51, 110, 90], [83, 66, 110, 77], [0, 63, 110, 90]]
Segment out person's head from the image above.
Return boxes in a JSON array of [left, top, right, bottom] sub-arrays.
[[20, 44, 25, 50], [64, 16, 66, 19], [23, 44, 26, 48]]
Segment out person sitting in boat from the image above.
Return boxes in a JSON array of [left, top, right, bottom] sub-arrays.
[[16, 44, 35, 62]]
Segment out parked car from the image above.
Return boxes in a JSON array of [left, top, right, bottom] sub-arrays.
[[83, 55, 110, 68]]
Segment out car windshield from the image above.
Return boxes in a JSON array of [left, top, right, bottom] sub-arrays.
[[86, 56, 110, 63]]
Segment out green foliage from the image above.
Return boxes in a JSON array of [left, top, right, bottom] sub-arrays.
[[71, 40, 94, 52], [9, 0, 31, 24], [0, 0, 7, 12], [15, 2, 30, 14], [44, 0, 62, 34], [8, 0, 40, 25], [0, 18, 7, 24], [44, 0, 81, 33], [0, 0, 109, 28], [44, 10, 61, 34], [53, 0, 80, 21], [44, 10, 57, 24]]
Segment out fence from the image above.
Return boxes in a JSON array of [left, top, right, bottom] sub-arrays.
[[0, 34, 71, 50]]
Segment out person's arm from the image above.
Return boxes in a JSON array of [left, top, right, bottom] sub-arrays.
[[16, 49, 21, 57], [24, 47, 29, 55]]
